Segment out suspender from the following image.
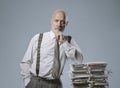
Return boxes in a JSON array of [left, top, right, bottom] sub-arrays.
[[36, 33, 43, 77], [35, 34, 71, 77], [64, 36, 71, 43]]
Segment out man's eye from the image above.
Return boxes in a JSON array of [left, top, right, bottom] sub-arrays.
[[61, 21, 65, 24], [55, 20, 59, 22]]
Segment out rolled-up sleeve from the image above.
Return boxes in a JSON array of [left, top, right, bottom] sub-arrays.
[[62, 38, 83, 64]]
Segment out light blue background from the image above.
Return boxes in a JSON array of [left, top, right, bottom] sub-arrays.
[[0, 0, 120, 88]]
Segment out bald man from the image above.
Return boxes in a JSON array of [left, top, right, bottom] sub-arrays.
[[20, 10, 83, 88]]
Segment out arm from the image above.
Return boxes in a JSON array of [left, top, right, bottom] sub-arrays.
[[20, 36, 35, 86], [62, 37, 83, 63], [53, 31, 83, 63]]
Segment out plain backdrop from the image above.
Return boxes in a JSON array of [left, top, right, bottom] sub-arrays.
[[0, 0, 120, 88]]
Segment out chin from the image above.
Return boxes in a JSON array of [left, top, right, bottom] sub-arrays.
[[59, 29, 64, 32]]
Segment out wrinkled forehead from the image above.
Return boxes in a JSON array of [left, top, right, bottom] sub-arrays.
[[52, 10, 66, 20]]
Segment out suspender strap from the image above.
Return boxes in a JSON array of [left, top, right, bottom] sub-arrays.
[[64, 35, 72, 43], [36, 33, 43, 77]]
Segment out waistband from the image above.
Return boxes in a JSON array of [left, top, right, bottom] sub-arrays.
[[31, 76, 60, 82]]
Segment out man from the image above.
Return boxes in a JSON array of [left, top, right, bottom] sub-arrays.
[[20, 9, 83, 88]]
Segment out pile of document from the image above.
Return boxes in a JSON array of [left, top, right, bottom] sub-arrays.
[[70, 62, 109, 88]]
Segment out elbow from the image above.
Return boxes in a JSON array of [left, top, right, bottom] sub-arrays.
[[75, 50, 83, 63]]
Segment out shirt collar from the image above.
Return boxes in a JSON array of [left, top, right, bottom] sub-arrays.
[[50, 30, 56, 39]]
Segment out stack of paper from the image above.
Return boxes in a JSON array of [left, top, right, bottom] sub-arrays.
[[70, 62, 109, 88]]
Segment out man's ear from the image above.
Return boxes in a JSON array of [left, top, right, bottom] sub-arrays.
[[66, 21, 68, 26]]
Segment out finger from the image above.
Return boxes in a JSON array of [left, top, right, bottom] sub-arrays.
[[58, 35, 60, 40]]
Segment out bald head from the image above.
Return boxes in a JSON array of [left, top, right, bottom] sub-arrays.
[[52, 10, 66, 20]]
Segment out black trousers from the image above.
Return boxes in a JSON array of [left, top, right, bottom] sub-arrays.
[[26, 76, 62, 88]]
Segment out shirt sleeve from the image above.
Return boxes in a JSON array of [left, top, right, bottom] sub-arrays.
[[62, 37, 83, 64], [20, 35, 36, 86]]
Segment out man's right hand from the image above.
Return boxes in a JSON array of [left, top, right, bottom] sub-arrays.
[[53, 30, 65, 44]]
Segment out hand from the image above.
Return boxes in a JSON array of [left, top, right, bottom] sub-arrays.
[[56, 32, 65, 44]]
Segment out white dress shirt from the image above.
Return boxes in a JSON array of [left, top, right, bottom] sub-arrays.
[[20, 31, 83, 86]]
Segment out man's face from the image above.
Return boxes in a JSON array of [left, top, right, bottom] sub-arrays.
[[51, 12, 66, 32]]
